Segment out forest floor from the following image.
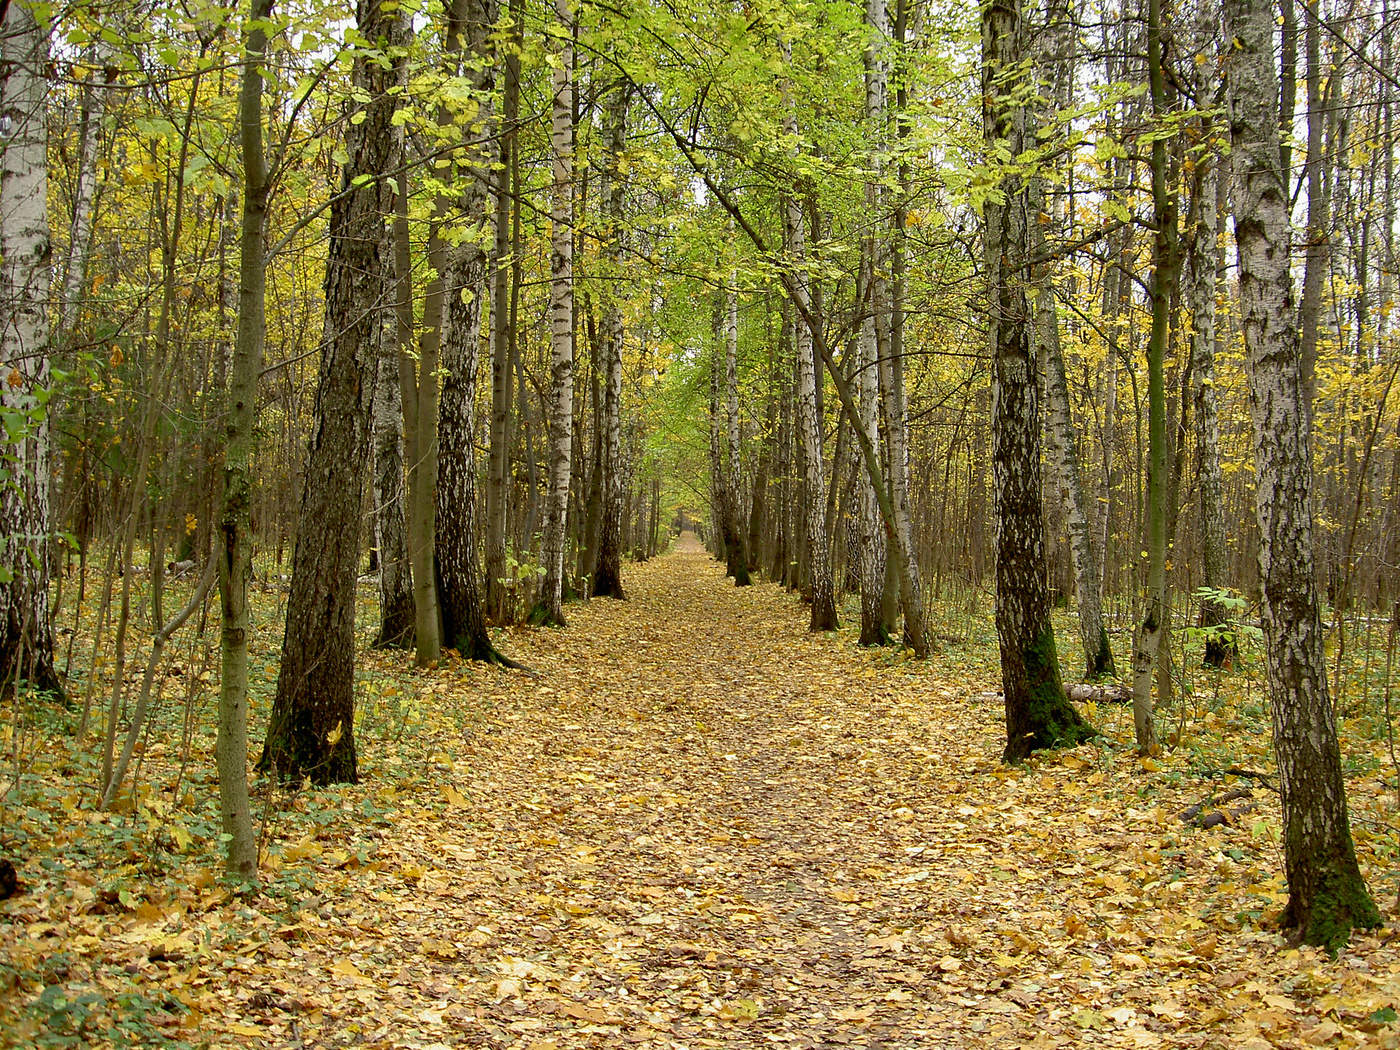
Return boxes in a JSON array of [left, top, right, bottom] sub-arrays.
[[4, 541, 1400, 1048]]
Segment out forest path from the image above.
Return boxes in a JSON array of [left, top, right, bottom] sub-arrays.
[[359, 545, 1026, 1049], [240, 547, 1388, 1049]]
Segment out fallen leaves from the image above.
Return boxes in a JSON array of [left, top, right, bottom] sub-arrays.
[[4, 550, 1400, 1048]]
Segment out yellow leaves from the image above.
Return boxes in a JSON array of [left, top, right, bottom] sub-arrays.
[[330, 958, 370, 983], [440, 783, 469, 808], [715, 998, 760, 1021]]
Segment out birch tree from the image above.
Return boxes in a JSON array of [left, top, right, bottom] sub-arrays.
[[532, 0, 575, 627], [982, 0, 1093, 763], [1223, 0, 1380, 950], [0, 0, 63, 699]]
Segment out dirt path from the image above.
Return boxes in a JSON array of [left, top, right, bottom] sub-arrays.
[[133, 548, 1394, 1048]]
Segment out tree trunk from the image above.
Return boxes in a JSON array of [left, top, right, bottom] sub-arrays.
[[532, 0, 575, 627], [1191, 158, 1234, 667], [982, 0, 1093, 764], [58, 44, 114, 339], [485, 0, 522, 623], [781, 42, 837, 631], [262, 0, 400, 785], [723, 282, 751, 586], [1224, 0, 1380, 951], [594, 79, 627, 600], [372, 309, 413, 649], [215, 0, 273, 881], [0, 0, 62, 699], [1128, 0, 1177, 758], [435, 0, 512, 664], [858, 0, 891, 646]]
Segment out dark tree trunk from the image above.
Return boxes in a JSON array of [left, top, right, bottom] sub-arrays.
[[262, 0, 399, 785]]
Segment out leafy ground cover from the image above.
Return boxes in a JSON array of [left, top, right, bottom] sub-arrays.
[[3, 543, 1400, 1048]]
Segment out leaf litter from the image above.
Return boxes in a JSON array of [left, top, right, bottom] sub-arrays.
[[3, 546, 1400, 1048]]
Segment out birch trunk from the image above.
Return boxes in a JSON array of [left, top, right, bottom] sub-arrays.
[[1224, 0, 1380, 950], [1028, 0, 1113, 681], [371, 316, 413, 649], [436, 0, 513, 664], [1129, 0, 1176, 758], [1191, 160, 1233, 666], [0, 0, 62, 697], [532, 0, 575, 627], [982, 0, 1092, 764], [58, 44, 114, 338], [858, 0, 891, 646], [781, 41, 837, 631], [215, 0, 272, 880]]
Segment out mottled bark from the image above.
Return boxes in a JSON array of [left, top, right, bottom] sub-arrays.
[[1129, 0, 1176, 758], [858, 0, 891, 646], [1190, 160, 1233, 667], [1224, 0, 1380, 951], [781, 41, 837, 631], [485, 0, 522, 622], [532, 0, 575, 627], [723, 283, 751, 586], [372, 320, 413, 649], [0, 0, 61, 698], [982, 0, 1093, 764], [435, 0, 507, 663]]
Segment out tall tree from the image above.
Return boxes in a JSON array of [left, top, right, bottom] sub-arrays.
[[1128, 0, 1177, 757], [532, 0, 576, 627], [1028, 0, 1114, 680], [1223, 0, 1380, 950], [857, 0, 891, 646], [434, 0, 518, 664], [780, 38, 837, 632], [261, 0, 402, 784], [485, 0, 524, 620], [592, 76, 628, 600], [721, 280, 751, 586], [216, 0, 274, 881], [0, 0, 63, 698], [982, 0, 1094, 763]]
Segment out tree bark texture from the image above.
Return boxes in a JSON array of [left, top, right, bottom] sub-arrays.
[[593, 77, 628, 600], [435, 0, 504, 662], [723, 283, 751, 586], [0, 0, 62, 698], [372, 320, 414, 649], [982, 0, 1093, 764], [533, 0, 575, 627], [216, 0, 273, 880], [1224, 0, 1381, 951], [780, 40, 837, 632], [262, 0, 400, 785]]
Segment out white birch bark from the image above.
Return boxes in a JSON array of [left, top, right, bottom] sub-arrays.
[[858, 0, 890, 645], [535, 0, 574, 626], [59, 44, 114, 338], [0, 0, 61, 697], [1224, 0, 1379, 948], [780, 39, 837, 631]]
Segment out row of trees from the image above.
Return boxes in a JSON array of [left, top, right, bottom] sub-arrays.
[[0, 0, 1393, 947]]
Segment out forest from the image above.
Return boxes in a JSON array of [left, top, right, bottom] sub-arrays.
[[2, 0, 1400, 1043]]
